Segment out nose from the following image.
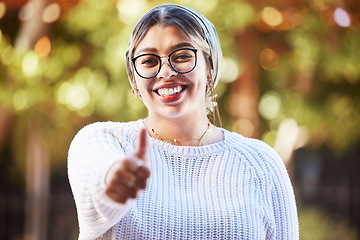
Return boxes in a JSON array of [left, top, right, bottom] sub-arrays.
[[157, 57, 177, 79]]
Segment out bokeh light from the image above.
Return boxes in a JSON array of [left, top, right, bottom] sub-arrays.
[[117, 0, 147, 23], [56, 82, 90, 111], [67, 85, 90, 109], [334, 8, 351, 27], [34, 36, 51, 58], [261, 6, 283, 27], [259, 91, 281, 120], [274, 118, 310, 163], [1, 45, 15, 65], [221, 57, 241, 83], [42, 3, 61, 23], [259, 48, 279, 71], [262, 130, 277, 146], [0, 2, 6, 20], [12, 89, 32, 112], [274, 118, 299, 163], [18, 2, 35, 21], [22, 52, 39, 77], [233, 118, 254, 137]]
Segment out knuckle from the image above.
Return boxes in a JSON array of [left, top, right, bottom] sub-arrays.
[[138, 167, 151, 179], [114, 169, 123, 178], [104, 188, 112, 196], [136, 179, 148, 189], [130, 191, 137, 199], [120, 159, 129, 169]]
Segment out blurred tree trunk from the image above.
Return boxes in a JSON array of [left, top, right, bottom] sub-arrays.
[[25, 115, 50, 240], [14, 0, 53, 239], [230, 27, 260, 139], [15, 0, 51, 52], [0, 109, 14, 154]]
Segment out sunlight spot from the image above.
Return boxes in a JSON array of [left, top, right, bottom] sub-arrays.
[[1, 46, 15, 65], [334, 8, 351, 27], [259, 48, 279, 71], [56, 82, 72, 105], [22, 52, 39, 77], [42, 3, 61, 23], [233, 118, 254, 137], [19, 2, 35, 21], [221, 57, 240, 83], [13, 89, 31, 111], [34, 36, 51, 58], [259, 92, 281, 120], [66, 85, 90, 110], [117, 0, 147, 24], [274, 119, 309, 163], [261, 7, 283, 27], [262, 130, 277, 147], [55, 81, 90, 110], [0, 2, 6, 20]]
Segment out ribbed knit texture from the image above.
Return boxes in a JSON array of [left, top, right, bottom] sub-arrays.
[[68, 120, 299, 240]]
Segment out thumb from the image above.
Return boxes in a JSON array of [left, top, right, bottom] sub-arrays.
[[136, 128, 148, 161]]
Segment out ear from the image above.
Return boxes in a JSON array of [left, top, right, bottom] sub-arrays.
[[132, 89, 140, 98], [131, 79, 141, 98]]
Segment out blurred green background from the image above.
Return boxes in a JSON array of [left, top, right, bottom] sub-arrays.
[[1, 0, 359, 239]]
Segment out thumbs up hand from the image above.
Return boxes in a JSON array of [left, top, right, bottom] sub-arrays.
[[105, 129, 150, 204]]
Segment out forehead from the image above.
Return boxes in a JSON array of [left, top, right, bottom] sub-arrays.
[[134, 25, 197, 55]]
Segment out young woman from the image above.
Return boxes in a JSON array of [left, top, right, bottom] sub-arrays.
[[68, 4, 299, 239]]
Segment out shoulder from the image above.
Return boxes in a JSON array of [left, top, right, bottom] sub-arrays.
[[70, 120, 143, 150], [225, 130, 278, 158], [74, 120, 142, 139], [225, 130, 292, 196], [225, 130, 285, 176]]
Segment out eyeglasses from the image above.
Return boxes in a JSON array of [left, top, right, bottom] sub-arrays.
[[132, 48, 199, 79]]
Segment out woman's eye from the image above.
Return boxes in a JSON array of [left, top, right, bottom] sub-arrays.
[[173, 53, 192, 62], [178, 54, 191, 59], [141, 57, 158, 66]]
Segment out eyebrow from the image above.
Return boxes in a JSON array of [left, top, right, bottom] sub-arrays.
[[135, 42, 196, 56]]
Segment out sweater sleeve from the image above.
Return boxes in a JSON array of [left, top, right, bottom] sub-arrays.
[[67, 122, 136, 239], [261, 144, 299, 240]]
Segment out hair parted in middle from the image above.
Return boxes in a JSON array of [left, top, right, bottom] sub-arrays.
[[125, 5, 213, 89]]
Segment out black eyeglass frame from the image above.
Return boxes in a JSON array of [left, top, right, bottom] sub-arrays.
[[132, 48, 199, 79]]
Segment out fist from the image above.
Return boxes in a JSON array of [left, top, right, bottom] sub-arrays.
[[105, 129, 150, 204]]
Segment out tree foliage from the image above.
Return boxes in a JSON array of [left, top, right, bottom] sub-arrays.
[[1, 0, 359, 174]]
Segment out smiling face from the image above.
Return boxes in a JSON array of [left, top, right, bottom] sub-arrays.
[[132, 24, 210, 121]]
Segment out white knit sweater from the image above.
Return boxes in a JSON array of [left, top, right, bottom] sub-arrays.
[[68, 120, 299, 239]]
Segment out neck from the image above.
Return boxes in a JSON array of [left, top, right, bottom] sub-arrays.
[[144, 114, 210, 145]]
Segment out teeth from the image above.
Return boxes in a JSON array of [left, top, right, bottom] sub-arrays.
[[157, 86, 183, 97]]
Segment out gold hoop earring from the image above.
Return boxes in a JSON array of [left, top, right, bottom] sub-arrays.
[[132, 88, 141, 98], [207, 80, 217, 107], [206, 79, 222, 127]]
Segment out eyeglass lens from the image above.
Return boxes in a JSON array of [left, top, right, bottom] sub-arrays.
[[133, 48, 197, 79]]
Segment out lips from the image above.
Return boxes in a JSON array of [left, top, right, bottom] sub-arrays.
[[153, 84, 187, 103]]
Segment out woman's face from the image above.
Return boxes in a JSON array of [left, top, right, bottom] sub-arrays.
[[132, 24, 210, 121]]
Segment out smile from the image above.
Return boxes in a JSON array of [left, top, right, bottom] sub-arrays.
[[156, 85, 184, 97], [153, 84, 187, 103]]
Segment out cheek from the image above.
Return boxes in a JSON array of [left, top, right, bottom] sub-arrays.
[[134, 76, 145, 90], [196, 55, 211, 79], [134, 77, 154, 97], [194, 62, 209, 87]]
